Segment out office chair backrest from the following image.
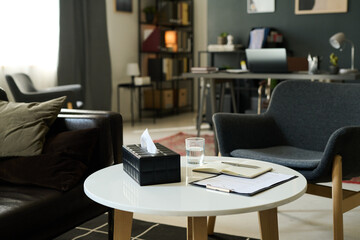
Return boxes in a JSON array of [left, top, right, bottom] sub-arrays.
[[267, 80, 360, 151]]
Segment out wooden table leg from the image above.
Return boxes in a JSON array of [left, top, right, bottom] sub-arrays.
[[187, 217, 193, 240], [258, 208, 279, 240], [207, 216, 216, 235], [192, 217, 207, 240], [113, 209, 133, 240]]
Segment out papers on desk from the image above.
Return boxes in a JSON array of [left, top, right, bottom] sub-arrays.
[[192, 172, 297, 196]]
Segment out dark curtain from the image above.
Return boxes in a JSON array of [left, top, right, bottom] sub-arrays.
[[57, 0, 112, 110]]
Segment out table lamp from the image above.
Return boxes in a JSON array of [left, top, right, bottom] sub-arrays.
[[165, 30, 177, 52], [126, 63, 140, 85], [329, 32, 358, 74]]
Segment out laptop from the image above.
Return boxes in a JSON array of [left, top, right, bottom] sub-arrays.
[[245, 48, 289, 73]]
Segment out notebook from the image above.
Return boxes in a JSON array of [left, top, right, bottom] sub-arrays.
[[245, 48, 289, 73], [192, 161, 272, 178]]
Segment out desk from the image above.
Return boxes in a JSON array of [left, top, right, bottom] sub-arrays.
[[84, 156, 307, 240], [183, 71, 360, 136]]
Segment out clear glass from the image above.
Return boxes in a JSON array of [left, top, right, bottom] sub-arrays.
[[185, 137, 205, 165]]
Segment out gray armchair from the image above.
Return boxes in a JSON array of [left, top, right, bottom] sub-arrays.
[[213, 80, 360, 240], [5, 73, 83, 108]]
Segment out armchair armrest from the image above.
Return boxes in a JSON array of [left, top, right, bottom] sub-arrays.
[[312, 126, 360, 182], [45, 84, 81, 93], [213, 113, 285, 156]]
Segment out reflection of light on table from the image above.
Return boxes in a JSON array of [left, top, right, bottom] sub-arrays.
[[184, 162, 213, 185], [123, 178, 139, 206]]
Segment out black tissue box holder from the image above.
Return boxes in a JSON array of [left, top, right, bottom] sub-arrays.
[[122, 143, 181, 186]]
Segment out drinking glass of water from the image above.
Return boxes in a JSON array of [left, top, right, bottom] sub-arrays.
[[185, 137, 205, 165]]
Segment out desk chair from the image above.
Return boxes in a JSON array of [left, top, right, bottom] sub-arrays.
[[212, 80, 360, 240], [5, 73, 83, 109]]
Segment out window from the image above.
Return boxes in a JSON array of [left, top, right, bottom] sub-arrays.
[[0, 0, 59, 87]]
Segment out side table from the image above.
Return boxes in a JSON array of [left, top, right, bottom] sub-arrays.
[[117, 83, 153, 126]]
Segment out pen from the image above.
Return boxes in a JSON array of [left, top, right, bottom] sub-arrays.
[[221, 161, 260, 169], [206, 184, 230, 193]]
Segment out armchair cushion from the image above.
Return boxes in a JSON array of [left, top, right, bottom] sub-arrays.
[[231, 146, 322, 169], [0, 96, 65, 157]]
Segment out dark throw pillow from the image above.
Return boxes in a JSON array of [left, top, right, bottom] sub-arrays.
[[0, 96, 66, 157], [43, 128, 100, 165], [0, 153, 87, 191], [0, 128, 99, 191]]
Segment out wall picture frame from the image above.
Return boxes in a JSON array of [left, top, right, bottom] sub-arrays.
[[115, 0, 132, 13], [247, 0, 275, 14], [295, 0, 348, 15]]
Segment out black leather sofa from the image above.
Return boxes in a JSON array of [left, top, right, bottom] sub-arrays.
[[0, 88, 122, 239]]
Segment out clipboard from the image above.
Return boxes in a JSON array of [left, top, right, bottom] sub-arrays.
[[191, 172, 297, 196]]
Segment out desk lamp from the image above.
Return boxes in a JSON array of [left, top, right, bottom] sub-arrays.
[[126, 63, 140, 85], [329, 32, 358, 74]]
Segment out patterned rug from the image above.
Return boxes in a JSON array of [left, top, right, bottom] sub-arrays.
[[343, 177, 360, 184], [154, 132, 216, 156], [55, 213, 258, 240]]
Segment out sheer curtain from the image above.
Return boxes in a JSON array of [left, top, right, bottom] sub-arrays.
[[0, 0, 59, 90]]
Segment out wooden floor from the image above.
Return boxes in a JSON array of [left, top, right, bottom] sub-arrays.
[[123, 112, 360, 240]]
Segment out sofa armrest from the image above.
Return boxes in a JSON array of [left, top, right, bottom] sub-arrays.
[[213, 113, 285, 156], [59, 109, 123, 163], [50, 111, 123, 172]]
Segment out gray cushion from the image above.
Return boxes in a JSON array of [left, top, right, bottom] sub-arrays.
[[0, 96, 66, 157], [230, 145, 322, 169]]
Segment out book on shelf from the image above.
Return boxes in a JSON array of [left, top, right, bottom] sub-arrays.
[[142, 27, 161, 52], [148, 58, 163, 81], [163, 30, 192, 53], [191, 67, 218, 73], [149, 58, 190, 81], [158, 1, 190, 25], [192, 161, 272, 178]]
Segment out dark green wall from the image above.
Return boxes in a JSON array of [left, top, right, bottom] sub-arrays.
[[207, 0, 360, 70]]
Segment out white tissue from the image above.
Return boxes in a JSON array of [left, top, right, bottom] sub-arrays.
[[140, 128, 157, 154]]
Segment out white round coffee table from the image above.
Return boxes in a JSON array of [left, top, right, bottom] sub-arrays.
[[84, 156, 307, 240]]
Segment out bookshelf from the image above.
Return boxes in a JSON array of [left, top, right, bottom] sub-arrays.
[[138, 0, 194, 117]]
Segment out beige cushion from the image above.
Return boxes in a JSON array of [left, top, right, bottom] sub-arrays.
[[0, 97, 66, 157]]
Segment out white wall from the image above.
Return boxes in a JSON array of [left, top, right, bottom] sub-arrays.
[[194, 0, 208, 69], [106, 0, 139, 120]]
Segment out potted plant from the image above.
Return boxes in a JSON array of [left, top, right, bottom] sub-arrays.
[[329, 53, 339, 74], [143, 6, 156, 23], [217, 32, 228, 45]]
